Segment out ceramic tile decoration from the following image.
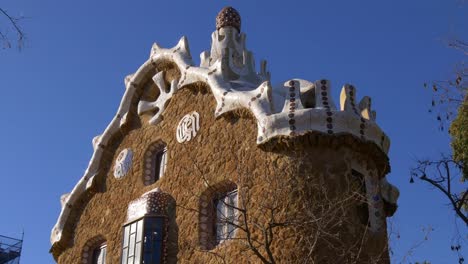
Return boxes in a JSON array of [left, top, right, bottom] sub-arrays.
[[113, 149, 133, 179]]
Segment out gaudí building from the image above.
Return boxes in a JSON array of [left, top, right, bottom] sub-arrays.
[[50, 7, 399, 264]]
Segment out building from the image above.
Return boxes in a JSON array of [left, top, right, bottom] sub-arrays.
[[50, 7, 399, 264]]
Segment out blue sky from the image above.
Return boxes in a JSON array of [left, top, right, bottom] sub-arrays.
[[0, 0, 466, 263]]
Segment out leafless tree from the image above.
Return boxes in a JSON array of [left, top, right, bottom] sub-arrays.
[[174, 138, 390, 264], [411, 157, 467, 225], [412, 37, 467, 264], [0, 7, 26, 50], [387, 219, 434, 264]]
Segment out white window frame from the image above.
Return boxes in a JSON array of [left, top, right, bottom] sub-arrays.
[[92, 243, 107, 264], [214, 189, 238, 244], [153, 147, 167, 182], [121, 215, 165, 264]]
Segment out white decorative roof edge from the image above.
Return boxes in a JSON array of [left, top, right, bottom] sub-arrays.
[[51, 29, 397, 248]]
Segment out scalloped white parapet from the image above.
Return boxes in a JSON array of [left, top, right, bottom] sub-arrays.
[[50, 28, 396, 249], [135, 29, 390, 152]]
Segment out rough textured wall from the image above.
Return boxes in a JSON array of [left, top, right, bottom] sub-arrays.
[[57, 77, 389, 263]]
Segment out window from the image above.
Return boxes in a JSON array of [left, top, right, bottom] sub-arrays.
[[153, 147, 167, 181], [82, 236, 106, 264], [214, 190, 238, 244], [121, 216, 165, 264], [351, 169, 369, 226], [199, 181, 238, 250], [92, 243, 107, 264], [144, 142, 167, 186]]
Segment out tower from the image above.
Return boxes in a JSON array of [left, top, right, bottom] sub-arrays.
[[50, 7, 399, 263]]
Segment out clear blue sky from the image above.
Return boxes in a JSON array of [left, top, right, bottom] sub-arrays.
[[0, 0, 466, 263]]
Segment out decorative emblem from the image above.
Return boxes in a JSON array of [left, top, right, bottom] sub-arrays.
[[176, 111, 200, 143], [114, 148, 133, 179]]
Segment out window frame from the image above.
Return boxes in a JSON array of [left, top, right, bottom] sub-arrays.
[[143, 142, 168, 186], [153, 146, 167, 182], [213, 189, 238, 245], [121, 214, 167, 264], [82, 236, 107, 264], [92, 243, 107, 264]]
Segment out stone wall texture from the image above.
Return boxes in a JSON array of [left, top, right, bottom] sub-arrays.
[[56, 65, 390, 264]]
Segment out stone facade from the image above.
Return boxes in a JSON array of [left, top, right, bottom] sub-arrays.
[[50, 7, 399, 264]]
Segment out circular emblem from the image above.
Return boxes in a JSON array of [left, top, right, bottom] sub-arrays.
[[176, 111, 200, 143], [114, 148, 133, 179]]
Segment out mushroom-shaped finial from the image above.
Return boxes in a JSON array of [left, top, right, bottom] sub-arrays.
[[216, 6, 241, 32]]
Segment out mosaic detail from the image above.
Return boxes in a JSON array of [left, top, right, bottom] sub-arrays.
[[113, 148, 133, 179], [179, 65, 191, 86], [364, 170, 385, 232], [126, 188, 174, 222], [176, 111, 200, 143], [216, 6, 241, 31], [320, 80, 334, 134], [359, 117, 367, 140], [288, 81, 297, 136], [217, 91, 230, 114], [125, 189, 173, 264], [348, 85, 360, 116]]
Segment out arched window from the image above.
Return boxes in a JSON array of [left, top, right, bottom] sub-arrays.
[[82, 235, 107, 264], [144, 141, 168, 185], [199, 181, 238, 249]]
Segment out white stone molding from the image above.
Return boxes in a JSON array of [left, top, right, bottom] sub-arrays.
[[60, 193, 70, 208], [176, 111, 200, 143], [130, 33, 390, 152], [113, 148, 133, 179]]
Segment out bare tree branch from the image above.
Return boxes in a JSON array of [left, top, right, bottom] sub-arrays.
[[411, 157, 468, 225], [0, 7, 26, 50]]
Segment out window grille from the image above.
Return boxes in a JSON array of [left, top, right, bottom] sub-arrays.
[[121, 216, 165, 264], [214, 190, 238, 244]]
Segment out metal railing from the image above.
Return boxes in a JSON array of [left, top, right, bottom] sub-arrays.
[[0, 234, 23, 264]]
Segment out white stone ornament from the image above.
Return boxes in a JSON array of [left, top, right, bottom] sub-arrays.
[[113, 148, 133, 179], [176, 111, 200, 143]]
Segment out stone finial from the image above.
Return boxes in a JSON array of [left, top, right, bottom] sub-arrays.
[[216, 7, 241, 31]]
